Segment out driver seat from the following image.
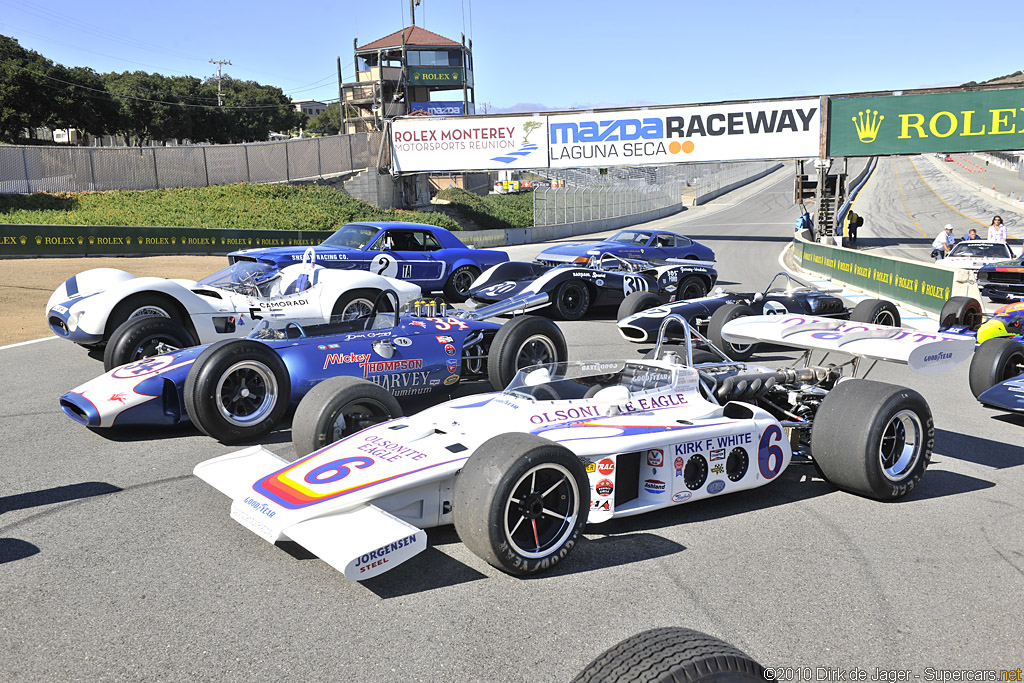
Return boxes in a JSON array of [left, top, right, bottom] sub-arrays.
[[282, 264, 323, 295]]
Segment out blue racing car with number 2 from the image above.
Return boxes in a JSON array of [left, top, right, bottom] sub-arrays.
[[229, 221, 509, 302], [59, 294, 566, 445]]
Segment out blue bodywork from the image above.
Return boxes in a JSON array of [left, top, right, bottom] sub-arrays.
[[228, 222, 509, 293], [60, 311, 502, 428], [535, 229, 714, 265]]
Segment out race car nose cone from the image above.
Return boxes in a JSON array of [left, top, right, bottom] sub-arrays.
[[977, 319, 1008, 344], [60, 393, 100, 427]]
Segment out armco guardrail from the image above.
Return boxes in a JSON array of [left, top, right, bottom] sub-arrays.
[[0, 224, 333, 257], [793, 233, 954, 314]]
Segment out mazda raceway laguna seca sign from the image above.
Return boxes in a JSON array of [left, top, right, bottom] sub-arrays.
[[390, 98, 822, 172]]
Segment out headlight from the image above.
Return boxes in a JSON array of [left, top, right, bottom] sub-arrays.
[[68, 310, 83, 330]]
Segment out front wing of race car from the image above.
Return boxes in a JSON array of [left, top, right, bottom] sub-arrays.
[[195, 446, 428, 580], [977, 378, 1024, 414]]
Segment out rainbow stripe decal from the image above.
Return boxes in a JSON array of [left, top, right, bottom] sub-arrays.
[[253, 431, 466, 510]]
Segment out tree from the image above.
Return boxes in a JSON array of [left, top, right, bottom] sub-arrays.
[[0, 35, 49, 142], [307, 102, 341, 134]]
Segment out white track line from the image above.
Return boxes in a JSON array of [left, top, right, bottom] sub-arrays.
[[1, 335, 59, 351]]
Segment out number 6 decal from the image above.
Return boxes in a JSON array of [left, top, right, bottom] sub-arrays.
[[758, 425, 784, 479]]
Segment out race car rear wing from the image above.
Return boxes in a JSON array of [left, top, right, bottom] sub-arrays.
[[721, 314, 975, 375]]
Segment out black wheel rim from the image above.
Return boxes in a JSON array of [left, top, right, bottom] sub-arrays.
[[680, 280, 705, 299], [503, 462, 580, 558], [879, 410, 923, 481], [559, 284, 586, 316], [215, 361, 278, 427], [451, 269, 476, 295], [328, 399, 395, 442], [998, 351, 1024, 383], [514, 334, 558, 370]]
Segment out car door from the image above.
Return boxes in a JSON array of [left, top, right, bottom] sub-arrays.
[[366, 229, 446, 287]]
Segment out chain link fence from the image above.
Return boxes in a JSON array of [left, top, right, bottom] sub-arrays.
[[0, 132, 383, 194], [532, 161, 776, 226]]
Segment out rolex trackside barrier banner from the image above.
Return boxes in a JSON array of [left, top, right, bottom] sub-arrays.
[[0, 224, 334, 257], [547, 99, 820, 168], [830, 88, 1024, 156], [391, 116, 548, 172], [800, 240, 953, 314]]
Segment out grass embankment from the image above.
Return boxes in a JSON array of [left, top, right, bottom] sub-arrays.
[[432, 187, 534, 230], [0, 183, 462, 231]]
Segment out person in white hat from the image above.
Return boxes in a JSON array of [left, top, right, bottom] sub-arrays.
[[931, 224, 956, 261]]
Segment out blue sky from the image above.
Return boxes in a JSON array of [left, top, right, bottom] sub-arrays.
[[1, 0, 1019, 113]]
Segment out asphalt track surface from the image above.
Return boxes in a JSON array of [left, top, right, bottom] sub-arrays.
[[2, 167, 1022, 682]]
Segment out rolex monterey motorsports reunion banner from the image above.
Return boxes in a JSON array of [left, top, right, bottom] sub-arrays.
[[390, 99, 821, 172]]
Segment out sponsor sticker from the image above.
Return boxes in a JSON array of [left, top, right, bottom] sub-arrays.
[[672, 491, 692, 502], [595, 479, 614, 497], [393, 337, 413, 347], [709, 448, 725, 461], [597, 458, 615, 475], [646, 448, 664, 467], [436, 335, 454, 343], [447, 359, 459, 373], [444, 343, 456, 356], [707, 480, 725, 495], [674, 456, 684, 476], [444, 374, 460, 385], [644, 479, 667, 494]]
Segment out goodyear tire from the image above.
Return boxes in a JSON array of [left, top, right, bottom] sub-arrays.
[[552, 280, 590, 320], [572, 626, 768, 683], [454, 433, 589, 576], [185, 340, 291, 444], [291, 377, 403, 457], [810, 379, 933, 500], [939, 296, 983, 331], [487, 316, 567, 390], [616, 291, 663, 320], [442, 265, 480, 303], [849, 298, 901, 327], [677, 275, 708, 301], [968, 337, 1024, 398], [707, 303, 758, 361], [103, 316, 197, 372]]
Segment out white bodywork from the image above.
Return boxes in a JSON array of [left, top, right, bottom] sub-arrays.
[[45, 258, 420, 346], [934, 240, 1014, 271], [195, 314, 973, 580]]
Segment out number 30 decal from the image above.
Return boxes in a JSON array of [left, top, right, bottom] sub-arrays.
[[623, 274, 648, 296], [374, 254, 398, 278]]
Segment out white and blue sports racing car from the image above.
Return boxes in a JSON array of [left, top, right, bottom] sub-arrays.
[[194, 314, 973, 580]]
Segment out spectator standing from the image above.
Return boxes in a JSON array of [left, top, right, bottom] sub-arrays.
[[846, 210, 861, 247], [931, 224, 956, 260], [987, 215, 1007, 243], [961, 228, 979, 241]]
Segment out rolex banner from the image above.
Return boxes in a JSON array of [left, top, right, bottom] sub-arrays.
[[0, 224, 333, 256], [830, 88, 1024, 157]]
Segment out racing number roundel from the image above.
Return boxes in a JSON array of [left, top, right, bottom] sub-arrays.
[[374, 254, 398, 278], [758, 425, 784, 479]]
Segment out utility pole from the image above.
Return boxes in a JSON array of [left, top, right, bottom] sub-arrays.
[[410, 0, 420, 26], [337, 56, 345, 135], [209, 59, 232, 106]]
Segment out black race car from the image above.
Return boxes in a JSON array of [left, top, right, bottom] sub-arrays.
[[467, 253, 717, 321], [615, 272, 900, 359], [976, 254, 1024, 303]]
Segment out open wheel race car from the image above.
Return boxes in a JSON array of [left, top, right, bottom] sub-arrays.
[[966, 337, 1024, 415], [616, 272, 901, 360], [45, 248, 420, 354], [467, 252, 717, 321], [193, 311, 972, 580], [59, 293, 566, 444]]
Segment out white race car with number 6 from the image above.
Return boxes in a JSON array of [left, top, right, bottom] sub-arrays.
[[195, 313, 973, 580]]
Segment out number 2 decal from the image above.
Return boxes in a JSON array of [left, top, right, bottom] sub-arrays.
[[374, 254, 398, 278]]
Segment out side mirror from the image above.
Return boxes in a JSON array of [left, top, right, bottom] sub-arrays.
[[372, 339, 395, 359]]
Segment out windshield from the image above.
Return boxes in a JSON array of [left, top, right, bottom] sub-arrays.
[[198, 261, 280, 296], [609, 230, 652, 246], [949, 242, 1012, 259], [503, 360, 678, 401], [246, 314, 395, 341], [321, 224, 380, 249]]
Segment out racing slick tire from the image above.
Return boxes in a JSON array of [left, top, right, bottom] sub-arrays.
[[616, 291, 663, 320], [454, 433, 589, 576], [572, 626, 768, 683], [103, 316, 197, 372], [939, 296, 983, 331], [677, 275, 708, 301], [487, 315, 568, 390], [810, 379, 933, 500], [552, 280, 591, 321], [291, 377, 403, 457], [968, 337, 1024, 398], [185, 340, 291, 444], [849, 298, 901, 327], [442, 265, 480, 303], [331, 288, 384, 321], [707, 303, 758, 361]]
